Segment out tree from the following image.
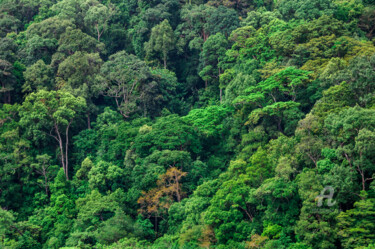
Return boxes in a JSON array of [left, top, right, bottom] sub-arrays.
[[198, 32, 228, 101], [0, 13, 21, 38], [84, 3, 114, 42], [337, 193, 375, 249], [0, 0, 40, 24], [138, 167, 187, 231], [234, 67, 311, 134], [140, 68, 180, 117], [31, 154, 59, 197], [87, 160, 127, 192], [23, 60, 54, 93], [26, 17, 75, 40], [50, 0, 91, 29], [56, 51, 102, 128], [295, 169, 339, 248], [0, 59, 14, 103], [20, 35, 58, 66], [0, 106, 31, 210], [176, 4, 239, 51], [331, 55, 375, 107], [204, 163, 255, 243], [184, 105, 232, 138], [66, 189, 141, 246], [208, 0, 270, 15], [95, 51, 151, 119], [325, 106, 375, 191], [295, 113, 325, 167], [145, 19, 175, 69], [277, 0, 335, 20], [57, 52, 102, 92], [132, 114, 201, 157], [20, 90, 86, 180], [55, 27, 105, 60], [359, 7, 375, 39]]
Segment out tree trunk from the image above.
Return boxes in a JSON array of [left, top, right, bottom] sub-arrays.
[[96, 24, 101, 42], [155, 216, 158, 234], [220, 88, 222, 104], [276, 117, 283, 133], [56, 128, 66, 177], [87, 113, 91, 129], [65, 122, 71, 180]]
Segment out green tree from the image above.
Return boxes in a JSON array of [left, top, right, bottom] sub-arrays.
[[88, 160, 127, 192], [31, 154, 59, 197], [26, 17, 75, 40], [234, 67, 311, 134], [337, 193, 375, 249], [23, 60, 54, 93], [0, 104, 31, 210], [132, 114, 201, 157], [0, 59, 14, 103], [56, 51, 102, 128], [198, 32, 228, 101], [277, 0, 335, 20], [20, 90, 86, 180], [84, 3, 114, 42], [54, 27, 105, 65], [95, 51, 150, 119], [325, 106, 375, 190], [145, 19, 175, 69], [294, 169, 339, 249]]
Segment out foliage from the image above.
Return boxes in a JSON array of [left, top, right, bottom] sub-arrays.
[[1, 0, 375, 248]]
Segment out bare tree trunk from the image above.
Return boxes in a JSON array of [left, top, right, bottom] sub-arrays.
[[87, 112, 91, 129], [276, 117, 283, 133], [96, 24, 101, 42], [220, 88, 222, 104], [65, 122, 71, 180], [218, 67, 222, 104], [55, 126, 66, 177]]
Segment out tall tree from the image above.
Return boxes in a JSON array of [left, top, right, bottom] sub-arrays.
[[20, 90, 86, 180], [95, 51, 150, 119], [31, 154, 59, 196], [0, 59, 14, 103], [145, 19, 175, 69], [138, 167, 187, 231], [84, 3, 115, 42], [198, 32, 228, 102], [56, 51, 102, 128]]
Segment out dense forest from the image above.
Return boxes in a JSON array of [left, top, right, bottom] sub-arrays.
[[1, 0, 375, 248]]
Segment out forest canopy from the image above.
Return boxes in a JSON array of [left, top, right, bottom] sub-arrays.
[[1, 0, 375, 248]]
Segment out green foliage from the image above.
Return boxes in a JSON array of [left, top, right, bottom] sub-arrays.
[[23, 60, 54, 93], [337, 193, 375, 248], [19, 90, 86, 180], [1, 0, 375, 248], [133, 114, 201, 157], [184, 105, 232, 138], [145, 19, 175, 69]]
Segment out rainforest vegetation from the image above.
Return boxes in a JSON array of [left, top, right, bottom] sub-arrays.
[[1, 0, 375, 248]]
